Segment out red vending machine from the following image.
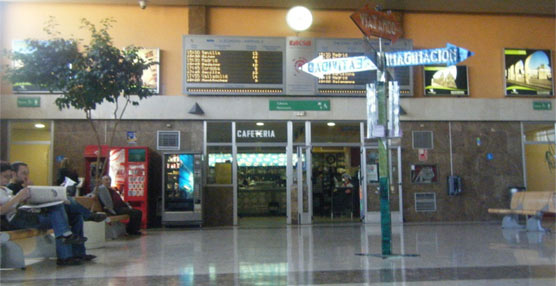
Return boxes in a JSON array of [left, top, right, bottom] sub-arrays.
[[108, 146, 150, 229]]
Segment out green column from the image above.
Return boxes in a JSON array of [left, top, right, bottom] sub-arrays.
[[377, 53, 392, 256]]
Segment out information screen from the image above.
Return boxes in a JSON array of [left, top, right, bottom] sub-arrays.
[[183, 35, 286, 95], [317, 52, 373, 85], [186, 50, 283, 84], [316, 38, 414, 96]]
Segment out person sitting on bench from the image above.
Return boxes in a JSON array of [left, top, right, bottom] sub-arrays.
[[0, 161, 94, 266], [95, 175, 143, 235], [9, 161, 106, 223]]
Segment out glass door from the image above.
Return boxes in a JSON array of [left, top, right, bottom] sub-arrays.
[[361, 144, 402, 223], [236, 146, 288, 226], [295, 146, 312, 224]]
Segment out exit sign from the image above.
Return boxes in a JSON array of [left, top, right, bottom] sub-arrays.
[[533, 101, 552, 110], [17, 97, 41, 108]]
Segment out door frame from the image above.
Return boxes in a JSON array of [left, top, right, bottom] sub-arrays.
[[360, 143, 403, 223]]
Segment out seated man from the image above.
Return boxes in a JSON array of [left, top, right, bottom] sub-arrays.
[[0, 161, 93, 266], [9, 161, 106, 223], [96, 175, 143, 235]]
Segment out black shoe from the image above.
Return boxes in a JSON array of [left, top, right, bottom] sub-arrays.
[[77, 254, 96, 261], [87, 212, 107, 222], [57, 257, 82, 266], [59, 234, 88, 245]]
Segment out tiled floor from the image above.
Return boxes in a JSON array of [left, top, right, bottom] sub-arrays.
[[1, 222, 554, 285]]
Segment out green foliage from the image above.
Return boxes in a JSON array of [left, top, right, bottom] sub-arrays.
[[5, 17, 154, 114]]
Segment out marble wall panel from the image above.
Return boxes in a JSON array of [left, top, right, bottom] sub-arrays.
[[400, 121, 524, 222]]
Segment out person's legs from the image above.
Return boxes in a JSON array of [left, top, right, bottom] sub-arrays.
[[115, 207, 142, 234], [66, 211, 87, 258], [65, 197, 106, 222], [10, 206, 76, 261]]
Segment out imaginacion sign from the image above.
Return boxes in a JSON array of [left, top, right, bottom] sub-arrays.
[[384, 43, 474, 67]]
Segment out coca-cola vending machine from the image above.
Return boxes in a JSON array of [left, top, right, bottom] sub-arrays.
[[108, 146, 150, 229]]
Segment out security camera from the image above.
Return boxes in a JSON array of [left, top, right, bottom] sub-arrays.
[[138, 0, 146, 9]]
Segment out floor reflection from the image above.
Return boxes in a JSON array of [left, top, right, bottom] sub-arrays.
[[1, 222, 554, 286]]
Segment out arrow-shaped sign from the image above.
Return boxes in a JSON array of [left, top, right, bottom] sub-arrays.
[[384, 43, 473, 67], [300, 55, 377, 79]]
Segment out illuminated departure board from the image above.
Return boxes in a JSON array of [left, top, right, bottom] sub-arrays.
[[183, 35, 285, 95], [316, 38, 413, 96], [186, 50, 282, 84], [317, 52, 373, 85]]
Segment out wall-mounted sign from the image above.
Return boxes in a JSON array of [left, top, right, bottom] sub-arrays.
[[424, 65, 469, 96], [533, 101, 552, 110], [269, 100, 330, 111], [17, 96, 40, 107], [418, 149, 428, 161], [385, 43, 473, 67], [410, 164, 438, 184], [504, 48, 553, 96], [301, 55, 376, 79], [127, 131, 137, 144], [350, 5, 403, 42], [236, 130, 276, 138], [138, 48, 160, 94]]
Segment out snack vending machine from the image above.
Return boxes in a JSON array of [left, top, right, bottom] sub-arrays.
[[162, 153, 202, 226], [108, 147, 150, 228]]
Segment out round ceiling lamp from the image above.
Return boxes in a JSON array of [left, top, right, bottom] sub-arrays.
[[286, 6, 313, 32]]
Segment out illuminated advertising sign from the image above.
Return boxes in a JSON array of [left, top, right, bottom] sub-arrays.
[[504, 48, 553, 96], [424, 65, 469, 96]]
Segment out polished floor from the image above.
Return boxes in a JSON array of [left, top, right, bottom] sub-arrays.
[[1, 222, 555, 285]]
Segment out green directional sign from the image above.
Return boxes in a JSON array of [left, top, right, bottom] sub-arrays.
[[17, 97, 41, 108], [533, 101, 552, 110], [269, 100, 330, 111]]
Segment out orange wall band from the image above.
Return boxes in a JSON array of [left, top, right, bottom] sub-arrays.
[[1, 4, 554, 98]]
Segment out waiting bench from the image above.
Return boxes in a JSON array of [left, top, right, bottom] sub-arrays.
[[488, 191, 556, 232], [74, 196, 130, 240], [0, 229, 56, 269], [1, 197, 130, 269]]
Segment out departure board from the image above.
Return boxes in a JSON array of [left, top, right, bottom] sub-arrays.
[[317, 52, 373, 85], [186, 50, 282, 84], [316, 38, 413, 96], [183, 35, 286, 95]]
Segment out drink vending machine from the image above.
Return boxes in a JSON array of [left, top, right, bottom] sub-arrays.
[[162, 153, 202, 226], [109, 147, 150, 229]]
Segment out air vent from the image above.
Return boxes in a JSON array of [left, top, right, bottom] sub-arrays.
[[415, 192, 436, 212], [412, 131, 433, 149], [157, 131, 180, 150]]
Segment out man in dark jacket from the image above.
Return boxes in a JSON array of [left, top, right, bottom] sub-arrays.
[[96, 175, 142, 235]]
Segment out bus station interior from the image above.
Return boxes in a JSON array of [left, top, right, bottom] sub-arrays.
[[0, 0, 555, 285]]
